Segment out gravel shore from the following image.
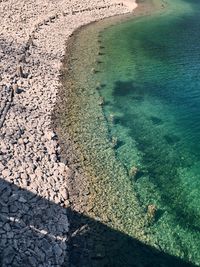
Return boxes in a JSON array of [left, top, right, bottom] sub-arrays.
[[0, 0, 136, 266]]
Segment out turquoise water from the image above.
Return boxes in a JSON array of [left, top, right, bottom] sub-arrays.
[[95, 0, 200, 264]]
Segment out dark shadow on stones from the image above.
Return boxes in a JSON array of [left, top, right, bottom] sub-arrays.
[[0, 178, 198, 267], [68, 208, 198, 267]]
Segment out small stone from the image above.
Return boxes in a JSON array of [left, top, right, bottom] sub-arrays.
[[1, 142, 7, 153], [28, 256, 38, 266], [60, 242, 67, 251], [58, 162, 67, 173], [2, 247, 15, 265], [19, 196, 27, 203], [2, 169, 11, 177], [3, 223, 11, 232], [20, 172, 28, 180], [0, 228, 5, 234], [17, 79, 23, 87], [54, 244, 63, 258], [147, 204, 157, 222], [23, 138, 29, 144], [1, 238, 7, 247], [45, 131, 56, 141], [41, 229, 48, 236], [1, 206, 9, 213], [18, 138, 24, 145], [60, 188, 69, 200], [1, 188, 11, 203], [40, 238, 51, 252], [35, 167, 43, 177], [0, 162, 5, 171], [54, 196, 60, 204], [64, 200, 70, 207], [129, 166, 138, 177], [7, 232, 14, 239], [12, 83, 19, 94], [9, 193, 19, 202], [50, 154, 57, 162], [34, 247, 45, 262], [9, 205, 18, 213], [16, 65, 24, 77]]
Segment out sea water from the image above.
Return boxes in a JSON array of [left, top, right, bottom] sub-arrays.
[[94, 0, 200, 264]]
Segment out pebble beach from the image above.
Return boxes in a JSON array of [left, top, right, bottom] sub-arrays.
[[0, 0, 136, 266]]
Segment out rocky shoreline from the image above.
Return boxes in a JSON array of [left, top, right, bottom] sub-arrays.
[[0, 0, 135, 266]]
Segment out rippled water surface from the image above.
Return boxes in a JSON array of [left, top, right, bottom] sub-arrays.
[[94, 0, 200, 264]]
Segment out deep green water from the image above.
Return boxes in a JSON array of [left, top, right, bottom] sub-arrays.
[[95, 0, 200, 264]]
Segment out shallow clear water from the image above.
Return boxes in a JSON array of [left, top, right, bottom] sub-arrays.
[[95, 0, 200, 264]]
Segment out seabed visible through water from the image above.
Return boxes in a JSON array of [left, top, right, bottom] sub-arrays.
[[55, 0, 200, 266]]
